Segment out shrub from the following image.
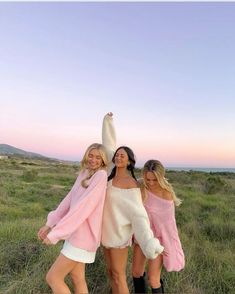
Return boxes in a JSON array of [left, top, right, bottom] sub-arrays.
[[0, 241, 43, 275], [203, 176, 231, 194], [22, 170, 38, 182]]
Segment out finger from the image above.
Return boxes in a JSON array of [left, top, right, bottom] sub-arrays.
[[38, 232, 43, 240], [38, 234, 44, 241]]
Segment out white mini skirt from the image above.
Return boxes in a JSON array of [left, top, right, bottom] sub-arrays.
[[61, 241, 96, 263]]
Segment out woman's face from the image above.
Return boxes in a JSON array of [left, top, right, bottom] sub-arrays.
[[87, 148, 103, 170], [145, 171, 159, 189], [114, 148, 129, 168]]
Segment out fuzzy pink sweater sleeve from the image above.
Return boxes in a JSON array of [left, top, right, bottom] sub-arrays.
[[46, 173, 83, 228], [46, 170, 107, 244]]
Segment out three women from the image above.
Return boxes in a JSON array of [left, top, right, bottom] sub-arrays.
[[38, 113, 184, 294]]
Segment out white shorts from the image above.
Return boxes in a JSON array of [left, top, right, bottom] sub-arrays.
[[61, 241, 96, 263]]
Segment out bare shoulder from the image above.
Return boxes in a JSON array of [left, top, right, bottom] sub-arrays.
[[126, 177, 138, 189], [162, 190, 173, 201]]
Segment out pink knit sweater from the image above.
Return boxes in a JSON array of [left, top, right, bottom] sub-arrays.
[[144, 191, 185, 271], [46, 169, 107, 251]]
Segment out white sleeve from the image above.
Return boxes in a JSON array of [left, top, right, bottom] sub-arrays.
[[102, 114, 116, 174], [131, 204, 164, 259]]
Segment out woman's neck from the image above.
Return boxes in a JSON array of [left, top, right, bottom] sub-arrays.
[[115, 167, 129, 178], [148, 187, 162, 194], [147, 183, 163, 194]]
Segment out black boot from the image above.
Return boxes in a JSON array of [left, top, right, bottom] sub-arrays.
[[160, 279, 164, 293], [151, 279, 164, 293], [133, 272, 147, 293]]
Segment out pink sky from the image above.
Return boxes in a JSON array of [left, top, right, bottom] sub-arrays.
[[1, 3, 235, 168]]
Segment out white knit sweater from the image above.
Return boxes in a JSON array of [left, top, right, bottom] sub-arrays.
[[101, 114, 164, 259]]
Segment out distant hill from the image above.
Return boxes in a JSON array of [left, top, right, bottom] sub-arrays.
[[0, 144, 48, 159]]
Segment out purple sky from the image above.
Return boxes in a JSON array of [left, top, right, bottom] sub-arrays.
[[0, 2, 235, 167]]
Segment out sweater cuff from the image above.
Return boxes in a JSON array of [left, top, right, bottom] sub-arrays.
[[46, 220, 54, 228], [46, 214, 58, 228], [47, 232, 60, 245], [144, 238, 164, 260]]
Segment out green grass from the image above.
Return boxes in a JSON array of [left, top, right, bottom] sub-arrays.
[[0, 157, 235, 293]]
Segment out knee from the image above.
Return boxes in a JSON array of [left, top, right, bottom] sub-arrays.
[[106, 267, 113, 280], [108, 268, 113, 279], [46, 270, 56, 287], [111, 269, 126, 285], [70, 271, 85, 284]]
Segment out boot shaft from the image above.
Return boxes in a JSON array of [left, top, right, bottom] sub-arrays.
[[151, 278, 164, 293], [133, 272, 147, 294]]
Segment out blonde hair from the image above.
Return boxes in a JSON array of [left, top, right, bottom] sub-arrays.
[[80, 143, 108, 188], [142, 159, 182, 206]]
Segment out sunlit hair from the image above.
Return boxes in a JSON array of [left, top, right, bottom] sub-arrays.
[[108, 146, 137, 181], [142, 159, 182, 206], [80, 143, 108, 188]]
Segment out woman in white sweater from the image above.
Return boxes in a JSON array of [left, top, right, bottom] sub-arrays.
[[101, 113, 164, 294]]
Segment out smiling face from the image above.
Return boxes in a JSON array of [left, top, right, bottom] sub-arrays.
[[87, 148, 103, 170], [114, 148, 129, 168], [144, 171, 159, 189]]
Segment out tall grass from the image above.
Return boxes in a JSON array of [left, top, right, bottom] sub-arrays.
[[0, 158, 235, 293]]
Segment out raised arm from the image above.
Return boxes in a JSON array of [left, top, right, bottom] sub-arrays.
[[102, 112, 116, 173]]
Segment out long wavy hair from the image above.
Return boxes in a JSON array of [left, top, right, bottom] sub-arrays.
[[80, 143, 108, 188], [142, 159, 182, 206], [108, 146, 137, 181]]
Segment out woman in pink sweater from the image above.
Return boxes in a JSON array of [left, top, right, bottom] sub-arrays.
[[37, 143, 108, 294], [132, 160, 185, 293]]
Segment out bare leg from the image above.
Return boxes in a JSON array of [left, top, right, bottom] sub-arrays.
[[103, 247, 113, 291], [70, 262, 88, 294], [110, 247, 129, 294], [148, 255, 163, 289], [132, 244, 148, 293], [104, 247, 129, 294], [46, 254, 78, 294], [132, 244, 146, 278]]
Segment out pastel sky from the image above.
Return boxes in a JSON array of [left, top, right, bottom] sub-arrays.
[[0, 2, 235, 168]]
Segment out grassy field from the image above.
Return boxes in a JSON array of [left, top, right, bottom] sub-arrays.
[[0, 157, 235, 294]]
